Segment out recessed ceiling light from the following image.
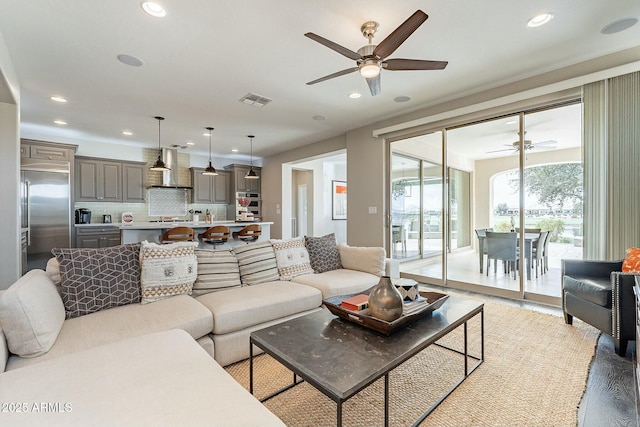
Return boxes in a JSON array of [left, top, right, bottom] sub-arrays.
[[601, 17, 638, 34], [313, 115, 327, 121], [349, 92, 361, 99], [203, 132, 211, 137], [53, 120, 67, 125], [231, 148, 239, 153], [505, 120, 517, 125], [527, 13, 553, 28], [141, 2, 166, 17], [50, 96, 67, 103], [186, 141, 195, 146], [117, 54, 144, 67], [394, 95, 411, 103], [122, 130, 133, 136]]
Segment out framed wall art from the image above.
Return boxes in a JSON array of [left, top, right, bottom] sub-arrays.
[[332, 180, 347, 220]]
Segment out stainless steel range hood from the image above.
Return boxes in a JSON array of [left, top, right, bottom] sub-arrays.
[[150, 148, 192, 189]]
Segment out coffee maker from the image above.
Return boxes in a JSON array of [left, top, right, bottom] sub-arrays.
[[75, 208, 91, 224]]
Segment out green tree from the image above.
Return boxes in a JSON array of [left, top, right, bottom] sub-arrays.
[[509, 163, 583, 214], [496, 203, 509, 215]]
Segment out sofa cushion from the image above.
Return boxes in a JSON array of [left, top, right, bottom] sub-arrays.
[[192, 249, 242, 296], [0, 330, 286, 427], [305, 233, 342, 273], [291, 269, 379, 298], [52, 244, 141, 318], [562, 275, 611, 307], [140, 241, 198, 304], [196, 281, 322, 335], [338, 243, 385, 276], [0, 270, 65, 358], [270, 236, 314, 280], [622, 247, 640, 272], [232, 240, 280, 285], [0, 324, 8, 373], [6, 294, 213, 371]]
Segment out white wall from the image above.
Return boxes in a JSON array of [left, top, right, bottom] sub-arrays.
[[0, 31, 21, 289]]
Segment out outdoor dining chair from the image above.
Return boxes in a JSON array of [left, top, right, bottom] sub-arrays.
[[485, 231, 518, 279]]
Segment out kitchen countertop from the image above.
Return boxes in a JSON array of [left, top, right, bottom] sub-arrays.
[[75, 221, 273, 229]]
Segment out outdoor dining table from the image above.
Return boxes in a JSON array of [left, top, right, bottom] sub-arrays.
[[477, 232, 540, 280]]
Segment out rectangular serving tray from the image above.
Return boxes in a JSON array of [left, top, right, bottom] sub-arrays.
[[323, 291, 449, 336]]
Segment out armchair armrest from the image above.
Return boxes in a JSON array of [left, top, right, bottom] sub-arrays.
[[612, 272, 639, 347], [561, 259, 624, 278]]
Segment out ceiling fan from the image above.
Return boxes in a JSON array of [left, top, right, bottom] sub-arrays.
[[304, 10, 448, 96], [487, 133, 557, 154]]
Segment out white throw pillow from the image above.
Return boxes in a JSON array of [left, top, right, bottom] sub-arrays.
[[140, 241, 199, 304], [270, 237, 314, 280], [338, 243, 386, 276], [0, 270, 65, 358]]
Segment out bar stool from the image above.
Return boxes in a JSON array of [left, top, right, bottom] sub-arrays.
[[232, 224, 261, 244], [198, 225, 231, 248], [161, 226, 195, 243]]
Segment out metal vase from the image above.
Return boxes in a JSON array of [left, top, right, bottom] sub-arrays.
[[368, 276, 403, 322]]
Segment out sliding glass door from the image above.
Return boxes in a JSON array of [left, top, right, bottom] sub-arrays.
[[390, 102, 583, 304]]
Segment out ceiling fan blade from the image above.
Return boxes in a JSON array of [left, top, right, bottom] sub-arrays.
[[532, 139, 557, 146], [373, 10, 428, 59], [486, 147, 516, 153], [304, 32, 362, 60], [306, 67, 358, 85], [383, 58, 448, 70], [366, 74, 381, 96]]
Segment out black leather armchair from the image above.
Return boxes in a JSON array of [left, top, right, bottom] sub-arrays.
[[561, 259, 637, 356]]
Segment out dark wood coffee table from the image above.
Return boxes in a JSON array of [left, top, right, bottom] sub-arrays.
[[249, 296, 484, 427]]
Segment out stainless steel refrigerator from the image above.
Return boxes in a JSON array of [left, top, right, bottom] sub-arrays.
[[21, 158, 71, 274]]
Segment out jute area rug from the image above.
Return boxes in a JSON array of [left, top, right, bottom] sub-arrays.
[[225, 300, 599, 427]]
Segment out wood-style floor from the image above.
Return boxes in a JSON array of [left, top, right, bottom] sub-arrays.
[[418, 286, 638, 426]]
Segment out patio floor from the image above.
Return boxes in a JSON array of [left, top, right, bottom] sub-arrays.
[[398, 241, 583, 301]]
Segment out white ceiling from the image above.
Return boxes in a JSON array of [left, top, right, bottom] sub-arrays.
[[0, 1, 639, 161]]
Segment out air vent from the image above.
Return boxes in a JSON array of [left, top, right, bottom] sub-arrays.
[[170, 144, 188, 149], [239, 93, 273, 107]]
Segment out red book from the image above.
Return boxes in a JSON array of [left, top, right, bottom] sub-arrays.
[[341, 294, 369, 311]]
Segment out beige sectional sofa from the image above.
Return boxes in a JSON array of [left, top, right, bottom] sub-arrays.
[[0, 234, 397, 426]]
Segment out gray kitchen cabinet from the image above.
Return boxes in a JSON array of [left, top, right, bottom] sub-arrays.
[[75, 226, 121, 248], [189, 168, 229, 203], [76, 157, 122, 202], [224, 164, 261, 194], [76, 157, 146, 203], [21, 139, 76, 162], [122, 163, 146, 202]]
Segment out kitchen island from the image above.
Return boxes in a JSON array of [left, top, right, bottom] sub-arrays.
[[76, 221, 272, 249]]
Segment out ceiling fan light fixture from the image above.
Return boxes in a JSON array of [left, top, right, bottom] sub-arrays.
[[202, 126, 218, 176], [149, 116, 170, 172], [359, 61, 380, 78]]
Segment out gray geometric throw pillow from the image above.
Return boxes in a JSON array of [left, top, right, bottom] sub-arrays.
[[304, 233, 342, 273], [52, 243, 141, 319]]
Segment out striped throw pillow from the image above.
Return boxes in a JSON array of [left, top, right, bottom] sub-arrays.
[[231, 241, 280, 285], [192, 249, 242, 296]]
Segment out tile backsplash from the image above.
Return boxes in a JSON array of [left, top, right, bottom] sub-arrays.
[[74, 198, 228, 223]]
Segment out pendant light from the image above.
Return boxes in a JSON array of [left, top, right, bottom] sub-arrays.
[[202, 127, 218, 176], [149, 116, 170, 171], [245, 135, 259, 179]]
